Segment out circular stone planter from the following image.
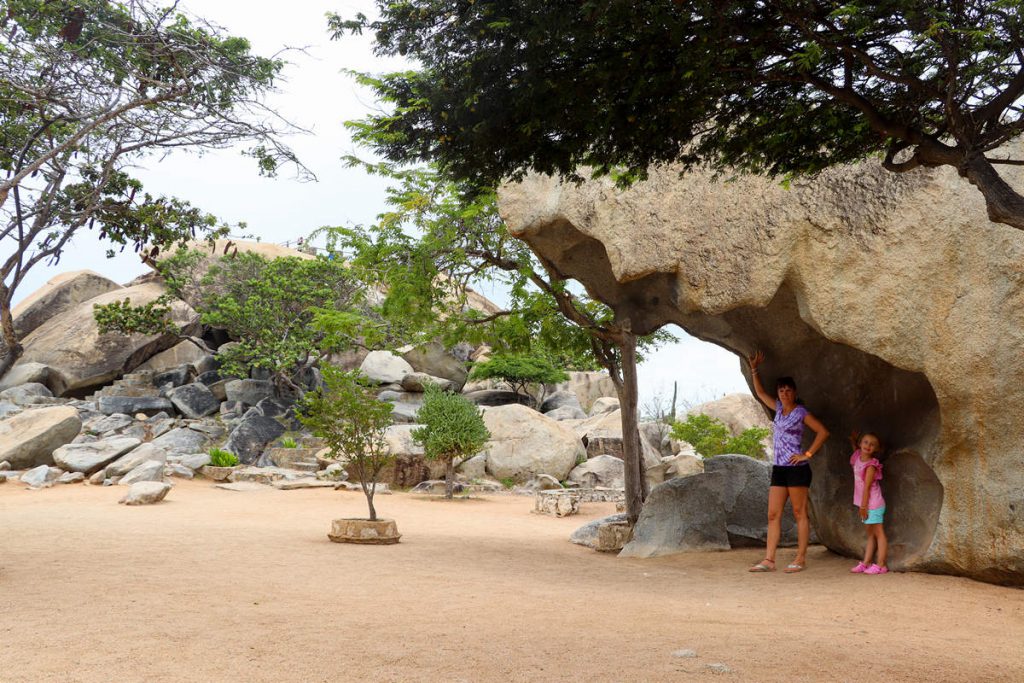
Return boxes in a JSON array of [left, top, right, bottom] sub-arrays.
[[328, 518, 401, 545]]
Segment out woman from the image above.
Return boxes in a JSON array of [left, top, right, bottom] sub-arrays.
[[747, 350, 829, 573]]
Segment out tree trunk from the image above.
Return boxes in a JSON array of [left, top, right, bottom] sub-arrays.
[[618, 330, 648, 526], [0, 285, 23, 379], [445, 457, 455, 499], [365, 487, 377, 522], [961, 152, 1024, 230]]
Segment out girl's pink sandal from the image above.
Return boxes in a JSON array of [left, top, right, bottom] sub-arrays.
[[864, 564, 889, 575], [850, 562, 868, 573]]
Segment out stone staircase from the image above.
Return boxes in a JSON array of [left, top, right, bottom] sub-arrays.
[[89, 371, 172, 415]]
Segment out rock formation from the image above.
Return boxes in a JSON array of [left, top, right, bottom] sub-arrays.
[[499, 158, 1024, 585]]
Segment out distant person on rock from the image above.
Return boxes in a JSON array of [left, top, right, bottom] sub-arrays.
[[848, 431, 889, 575], [746, 351, 829, 573]]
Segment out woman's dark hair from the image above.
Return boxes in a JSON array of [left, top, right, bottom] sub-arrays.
[[775, 376, 797, 392]]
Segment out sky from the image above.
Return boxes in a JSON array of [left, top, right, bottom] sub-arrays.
[[12, 0, 749, 407]]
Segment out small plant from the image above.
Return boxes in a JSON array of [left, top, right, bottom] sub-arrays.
[[279, 437, 298, 448], [298, 366, 394, 520], [670, 414, 770, 460], [208, 447, 239, 467], [412, 384, 491, 499], [500, 477, 516, 490], [467, 353, 569, 408]]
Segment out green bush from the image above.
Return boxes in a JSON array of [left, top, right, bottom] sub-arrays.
[[208, 448, 239, 467], [670, 414, 770, 460], [297, 366, 394, 520], [467, 353, 569, 407], [279, 437, 298, 448], [412, 384, 491, 499]]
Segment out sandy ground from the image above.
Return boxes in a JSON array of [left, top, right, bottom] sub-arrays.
[[1, 480, 1022, 683]]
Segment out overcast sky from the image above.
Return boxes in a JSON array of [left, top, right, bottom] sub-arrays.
[[13, 0, 749, 407]]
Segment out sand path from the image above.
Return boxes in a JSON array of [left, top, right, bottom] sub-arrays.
[[1, 480, 1021, 682]]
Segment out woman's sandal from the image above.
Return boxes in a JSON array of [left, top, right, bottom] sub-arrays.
[[783, 562, 806, 573], [748, 559, 776, 572]]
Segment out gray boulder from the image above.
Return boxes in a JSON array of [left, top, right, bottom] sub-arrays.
[[150, 427, 211, 456], [570, 513, 629, 548], [57, 471, 85, 484], [567, 454, 625, 489], [400, 341, 468, 390], [224, 379, 275, 406], [400, 372, 454, 393], [703, 455, 799, 548], [119, 481, 171, 505], [390, 402, 421, 424], [0, 406, 82, 469], [53, 437, 141, 474], [105, 442, 168, 478], [0, 382, 53, 405], [619, 472, 731, 558], [21, 464, 63, 488], [544, 405, 587, 421], [12, 270, 121, 339], [153, 365, 192, 389], [83, 413, 134, 436], [463, 390, 535, 408], [588, 397, 620, 416], [120, 460, 166, 485], [223, 408, 285, 464], [136, 340, 208, 374], [179, 453, 211, 470], [167, 382, 220, 418], [541, 391, 584, 413], [0, 401, 22, 419], [0, 362, 51, 392], [97, 396, 173, 417]]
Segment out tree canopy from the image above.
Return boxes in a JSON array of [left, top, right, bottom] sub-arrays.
[[0, 0, 305, 374], [334, 1, 1024, 230]]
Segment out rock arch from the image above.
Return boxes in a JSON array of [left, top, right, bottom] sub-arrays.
[[499, 155, 1024, 585]]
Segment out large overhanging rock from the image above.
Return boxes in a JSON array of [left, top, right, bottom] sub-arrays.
[[499, 156, 1024, 585], [12, 270, 122, 339], [15, 282, 199, 397]]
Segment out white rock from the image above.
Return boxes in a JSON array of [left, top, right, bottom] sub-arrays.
[[0, 406, 82, 469], [119, 460, 166, 485], [482, 404, 585, 484], [588, 396, 620, 417], [662, 453, 705, 479], [119, 481, 171, 505], [567, 454, 625, 488], [20, 464, 63, 488], [105, 442, 167, 478], [359, 350, 414, 384], [53, 437, 141, 474]]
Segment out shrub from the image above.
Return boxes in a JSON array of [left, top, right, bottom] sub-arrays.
[[298, 366, 394, 520], [208, 448, 239, 467], [670, 414, 770, 460], [412, 384, 491, 499], [279, 437, 298, 448], [467, 353, 569, 407]]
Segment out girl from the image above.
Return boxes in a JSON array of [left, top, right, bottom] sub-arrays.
[[849, 432, 888, 575], [747, 351, 830, 574]]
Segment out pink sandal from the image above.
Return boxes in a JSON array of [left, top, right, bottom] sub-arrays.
[[850, 562, 868, 573], [864, 564, 889, 575]]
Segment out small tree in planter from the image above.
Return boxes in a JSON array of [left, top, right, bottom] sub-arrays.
[[467, 353, 569, 409], [298, 366, 398, 543], [412, 384, 491, 499]]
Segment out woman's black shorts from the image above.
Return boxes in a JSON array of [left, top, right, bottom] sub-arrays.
[[770, 465, 812, 488]]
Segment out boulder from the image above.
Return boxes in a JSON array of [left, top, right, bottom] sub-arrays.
[[12, 270, 121, 339], [588, 397, 620, 417], [544, 405, 587, 421], [457, 453, 488, 480], [167, 383, 220, 418], [0, 362, 51, 392], [153, 366, 192, 389], [0, 402, 21, 419], [549, 371, 617, 412], [638, 421, 674, 458], [662, 453, 705, 479], [21, 464, 63, 488], [223, 408, 285, 464], [57, 471, 85, 485], [119, 460, 166, 485], [105, 443, 168, 478], [482, 404, 586, 483], [572, 409, 664, 486], [0, 382, 53, 405], [400, 341, 469, 390], [400, 372, 454, 393], [703, 455, 799, 548], [135, 340, 209, 374], [540, 391, 583, 413], [119, 481, 171, 505], [389, 402, 421, 425], [16, 282, 199, 396], [53, 437, 141, 474], [83, 413, 134, 436], [501, 157, 1024, 581], [224, 379, 275, 406], [570, 513, 630, 548], [359, 350, 414, 385], [463, 390, 535, 408], [0, 406, 82, 469], [150, 427, 211, 457], [567, 454, 625, 489], [97, 396, 173, 416], [179, 453, 211, 470], [619, 472, 731, 558]]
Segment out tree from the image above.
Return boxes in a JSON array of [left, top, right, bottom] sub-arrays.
[[334, 2, 1024, 231], [671, 414, 771, 459], [321, 163, 674, 524], [467, 353, 569, 408], [94, 249, 369, 395], [412, 384, 491, 499], [298, 367, 393, 521], [0, 0, 306, 376]]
